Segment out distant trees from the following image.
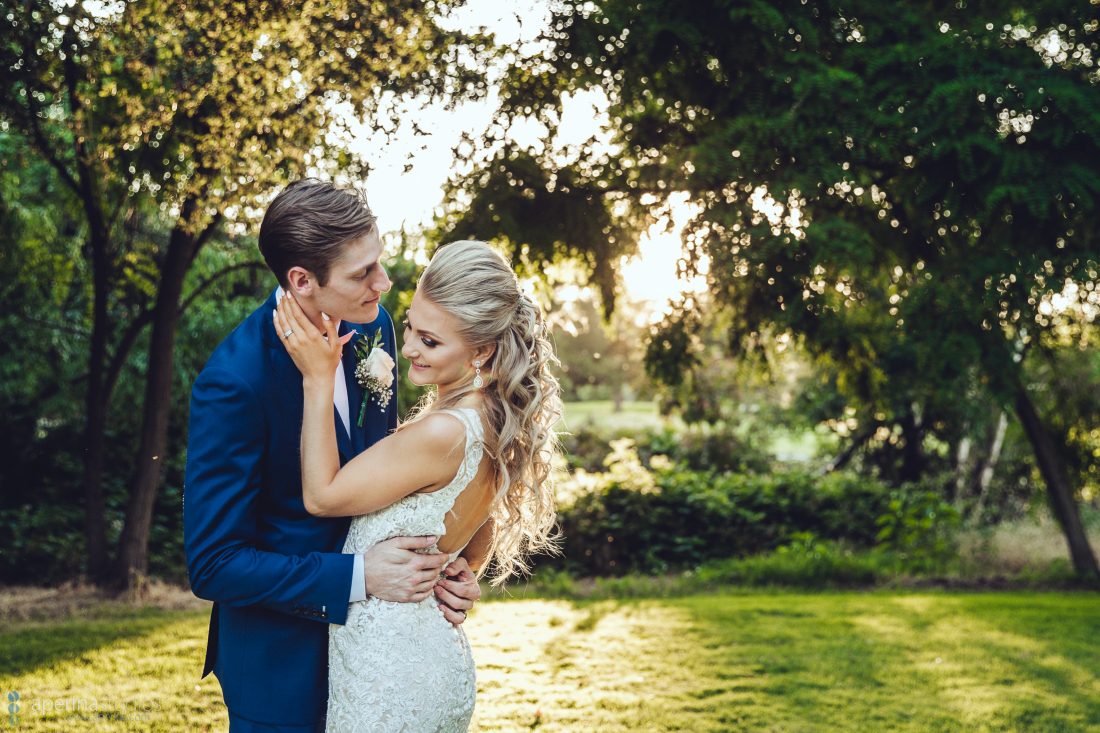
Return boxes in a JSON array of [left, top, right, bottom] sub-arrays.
[[443, 1, 1100, 577]]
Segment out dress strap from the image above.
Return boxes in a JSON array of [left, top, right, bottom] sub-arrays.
[[425, 408, 484, 512], [437, 407, 484, 445]]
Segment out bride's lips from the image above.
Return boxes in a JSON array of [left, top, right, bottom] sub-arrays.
[[410, 361, 430, 370]]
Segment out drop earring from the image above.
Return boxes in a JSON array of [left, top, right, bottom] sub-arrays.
[[472, 360, 484, 389]]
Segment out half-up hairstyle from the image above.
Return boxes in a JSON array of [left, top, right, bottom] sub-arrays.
[[402, 240, 563, 585]]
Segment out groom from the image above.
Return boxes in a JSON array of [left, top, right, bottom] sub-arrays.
[[184, 179, 486, 732]]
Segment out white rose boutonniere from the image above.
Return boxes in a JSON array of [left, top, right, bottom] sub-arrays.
[[352, 329, 395, 426]]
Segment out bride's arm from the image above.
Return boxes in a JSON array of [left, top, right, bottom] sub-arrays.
[[275, 295, 465, 517], [304, 412, 465, 517]]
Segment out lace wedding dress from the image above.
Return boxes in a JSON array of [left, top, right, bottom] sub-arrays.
[[327, 407, 483, 732]]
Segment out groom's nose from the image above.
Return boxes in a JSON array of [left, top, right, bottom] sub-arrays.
[[371, 264, 392, 294]]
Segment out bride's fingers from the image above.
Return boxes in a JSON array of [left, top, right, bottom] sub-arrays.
[[321, 311, 339, 351], [273, 304, 294, 346], [283, 293, 316, 338]]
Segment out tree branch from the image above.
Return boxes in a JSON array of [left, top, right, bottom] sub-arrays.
[[178, 260, 267, 317], [104, 306, 156, 401], [17, 310, 91, 338], [23, 98, 81, 195]]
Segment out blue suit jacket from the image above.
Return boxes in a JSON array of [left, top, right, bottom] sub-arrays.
[[184, 288, 398, 726]]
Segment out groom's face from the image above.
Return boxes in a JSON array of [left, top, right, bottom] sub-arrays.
[[312, 230, 392, 323]]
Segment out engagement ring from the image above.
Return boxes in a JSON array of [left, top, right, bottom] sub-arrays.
[[283, 329, 294, 339]]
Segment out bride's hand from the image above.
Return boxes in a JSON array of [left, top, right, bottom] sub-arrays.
[[273, 293, 351, 386]]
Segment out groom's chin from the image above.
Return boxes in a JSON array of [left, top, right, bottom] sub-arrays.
[[355, 301, 381, 323]]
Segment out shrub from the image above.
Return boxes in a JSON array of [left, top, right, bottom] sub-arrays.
[[693, 536, 886, 588], [551, 442, 961, 576], [874, 477, 961, 573], [559, 422, 774, 475]]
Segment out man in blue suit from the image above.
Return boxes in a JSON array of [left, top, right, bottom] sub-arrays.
[[184, 180, 485, 731]]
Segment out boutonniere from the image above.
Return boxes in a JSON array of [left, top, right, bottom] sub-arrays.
[[352, 329, 395, 426]]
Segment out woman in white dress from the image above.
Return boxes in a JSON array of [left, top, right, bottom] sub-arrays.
[[273, 240, 562, 732]]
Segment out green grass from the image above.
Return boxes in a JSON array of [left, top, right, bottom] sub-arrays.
[[3, 591, 1098, 731], [561, 400, 671, 432], [561, 400, 827, 463]]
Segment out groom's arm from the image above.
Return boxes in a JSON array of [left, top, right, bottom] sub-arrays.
[[184, 366, 354, 624]]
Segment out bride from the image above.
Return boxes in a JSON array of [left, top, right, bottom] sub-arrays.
[[273, 239, 562, 732]]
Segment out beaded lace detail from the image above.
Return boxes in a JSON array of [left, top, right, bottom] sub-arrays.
[[326, 407, 483, 733]]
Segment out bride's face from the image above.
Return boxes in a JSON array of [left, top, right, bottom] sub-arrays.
[[400, 291, 479, 393]]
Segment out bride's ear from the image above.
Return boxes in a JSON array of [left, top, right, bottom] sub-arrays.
[[285, 266, 315, 297], [474, 343, 496, 367]]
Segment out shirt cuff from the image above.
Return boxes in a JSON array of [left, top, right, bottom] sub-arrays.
[[349, 552, 367, 602]]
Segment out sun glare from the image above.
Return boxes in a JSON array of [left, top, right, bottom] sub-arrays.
[[331, 0, 711, 321], [620, 194, 709, 321]]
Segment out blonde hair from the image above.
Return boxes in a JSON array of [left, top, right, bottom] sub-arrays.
[[402, 240, 563, 585]]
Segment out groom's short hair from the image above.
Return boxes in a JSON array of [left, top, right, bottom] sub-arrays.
[[258, 179, 378, 288]]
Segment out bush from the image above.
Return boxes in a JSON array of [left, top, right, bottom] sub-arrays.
[[551, 442, 961, 576], [559, 423, 773, 474], [874, 477, 961, 573], [0, 503, 86, 584], [693, 536, 887, 588]]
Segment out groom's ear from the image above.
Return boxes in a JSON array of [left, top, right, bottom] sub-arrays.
[[285, 266, 316, 297]]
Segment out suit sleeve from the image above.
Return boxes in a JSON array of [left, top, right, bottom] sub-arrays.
[[184, 365, 354, 625]]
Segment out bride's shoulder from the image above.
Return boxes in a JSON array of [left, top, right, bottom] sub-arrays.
[[401, 411, 468, 454]]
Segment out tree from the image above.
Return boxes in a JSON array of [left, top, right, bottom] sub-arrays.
[[1, 0, 488, 589], [444, 1, 1100, 577]]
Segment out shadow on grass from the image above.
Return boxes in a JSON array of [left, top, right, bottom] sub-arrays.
[[657, 592, 1100, 732], [938, 595, 1100, 730], [0, 607, 195, 677]]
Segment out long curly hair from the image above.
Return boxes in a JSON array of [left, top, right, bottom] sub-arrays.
[[401, 240, 563, 585]]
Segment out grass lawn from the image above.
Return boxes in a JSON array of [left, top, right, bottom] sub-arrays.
[[561, 400, 671, 433], [560, 401, 827, 463], [2, 590, 1098, 731]]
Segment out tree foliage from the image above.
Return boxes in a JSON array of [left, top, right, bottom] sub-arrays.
[[445, 0, 1100, 576], [0, 0, 488, 587]]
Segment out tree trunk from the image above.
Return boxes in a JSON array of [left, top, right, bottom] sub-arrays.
[[951, 433, 971, 503], [81, 227, 112, 580], [898, 402, 925, 483], [968, 409, 1007, 522], [111, 222, 199, 592], [1013, 383, 1099, 579]]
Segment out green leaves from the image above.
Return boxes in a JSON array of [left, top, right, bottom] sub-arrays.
[[444, 0, 1100, 485]]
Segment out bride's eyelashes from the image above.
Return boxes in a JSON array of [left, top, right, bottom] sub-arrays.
[[401, 319, 438, 349]]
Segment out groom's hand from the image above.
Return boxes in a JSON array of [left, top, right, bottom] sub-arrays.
[[362, 536, 450, 603], [434, 557, 480, 626]]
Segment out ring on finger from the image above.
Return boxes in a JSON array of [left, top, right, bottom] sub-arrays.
[[283, 329, 294, 339]]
